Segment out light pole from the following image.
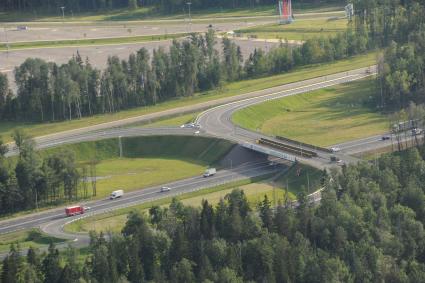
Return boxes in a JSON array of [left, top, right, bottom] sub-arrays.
[[186, 2, 192, 22], [60, 6, 65, 22]]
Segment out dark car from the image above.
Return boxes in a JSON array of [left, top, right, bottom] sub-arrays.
[[381, 136, 390, 141]]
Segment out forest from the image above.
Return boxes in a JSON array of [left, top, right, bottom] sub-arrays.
[[1, 1, 424, 122], [0, 131, 90, 216], [2, 145, 425, 282], [0, 28, 372, 123], [0, 0, 346, 13]]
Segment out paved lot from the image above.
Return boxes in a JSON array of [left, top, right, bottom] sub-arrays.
[[0, 20, 273, 43]]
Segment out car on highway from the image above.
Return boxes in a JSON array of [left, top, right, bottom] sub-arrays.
[[381, 136, 390, 141], [330, 147, 341, 152], [160, 186, 171, 192], [180, 123, 201, 129], [337, 160, 345, 166], [412, 128, 423, 135]]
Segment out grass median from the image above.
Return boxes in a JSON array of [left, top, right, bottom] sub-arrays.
[[0, 52, 376, 143], [0, 33, 187, 51], [236, 18, 348, 41], [233, 78, 388, 147], [0, 229, 64, 254]]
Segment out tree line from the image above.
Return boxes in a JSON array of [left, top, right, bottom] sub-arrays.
[[2, 144, 425, 282], [351, 0, 425, 109], [0, 28, 373, 123], [0, 0, 346, 13], [0, 131, 94, 216]]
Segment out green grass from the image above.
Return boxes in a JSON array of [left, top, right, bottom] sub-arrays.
[[46, 136, 235, 198], [66, 163, 321, 234], [236, 18, 348, 40], [233, 78, 388, 147], [143, 112, 198, 127], [65, 175, 272, 233], [92, 158, 206, 198], [0, 3, 343, 23], [1, 136, 234, 220], [44, 135, 234, 164], [275, 163, 323, 195], [0, 229, 65, 254], [0, 53, 376, 143], [0, 33, 187, 51]]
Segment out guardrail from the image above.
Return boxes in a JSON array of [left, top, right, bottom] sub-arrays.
[[258, 138, 317, 158], [275, 136, 332, 153]]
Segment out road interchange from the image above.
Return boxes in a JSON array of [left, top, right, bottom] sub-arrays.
[[1, 64, 400, 256]]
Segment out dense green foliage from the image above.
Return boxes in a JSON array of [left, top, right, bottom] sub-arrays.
[[0, 0, 345, 13], [0, 27, 373, 123], [352, 0, 425, 109], [0, 131, 83, 215], [3, 146, 425, 282]]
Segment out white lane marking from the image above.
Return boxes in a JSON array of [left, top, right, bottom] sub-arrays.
[[196, 72, 374, 123], [0, 161, 273, 231]]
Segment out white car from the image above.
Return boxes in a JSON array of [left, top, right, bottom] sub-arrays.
[[160, 186, 171, 192], [330, 147, 341, 152]]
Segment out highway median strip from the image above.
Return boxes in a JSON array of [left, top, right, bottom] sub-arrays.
[[0, 32, 189, 51]]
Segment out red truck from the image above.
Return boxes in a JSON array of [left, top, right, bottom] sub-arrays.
[[65, 206, 84, 217]]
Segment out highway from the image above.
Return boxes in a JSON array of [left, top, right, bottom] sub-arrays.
[[0, 160, 280, 245]]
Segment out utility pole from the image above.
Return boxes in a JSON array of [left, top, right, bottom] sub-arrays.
[[60, 6, 65, 22], [186, 2, 192, 32], [119, 136, 123, 158]]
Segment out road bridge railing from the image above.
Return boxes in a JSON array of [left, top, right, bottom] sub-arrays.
[[258, 138, 318, 158], [275, 135, 333, 153]]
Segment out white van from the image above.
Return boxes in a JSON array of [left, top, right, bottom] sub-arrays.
[[203, 168, 216, 177], [110, 190, 124, 199]]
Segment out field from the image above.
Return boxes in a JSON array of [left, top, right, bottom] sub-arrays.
[[93, 158, 205, 198], [233, 78, 388, 147], [236, 18, 348, 41], [0, 53, 376, 143], [0, 229, 64, 254]]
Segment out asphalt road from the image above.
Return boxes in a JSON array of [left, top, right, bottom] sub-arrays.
[[0, 160, 280, 237], [195, 68, 376, 169]]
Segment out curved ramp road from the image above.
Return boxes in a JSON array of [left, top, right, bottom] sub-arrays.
[[196, 68, 375, 169]]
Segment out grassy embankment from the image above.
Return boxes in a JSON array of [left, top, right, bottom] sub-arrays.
[[0, 135, 234, 251], [43, 135, 235, 198], [0, 229, 63, 254], [66, 163, 321, 234], [0, 33, 187, 51], [233, 78, 388, 147], [0, 135, 233, 221], [236, 17, 348, 41], [0, 52, 376, 143], [0, 3, 343, 22]]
